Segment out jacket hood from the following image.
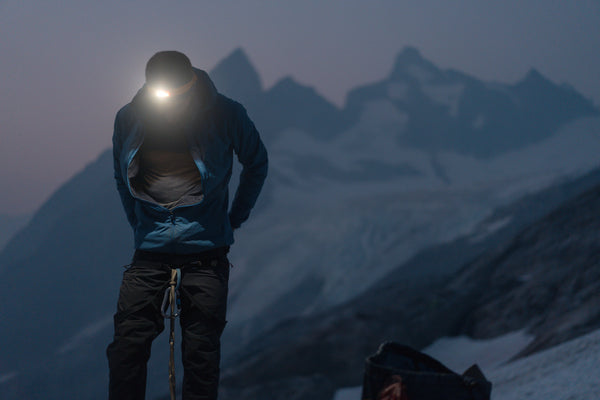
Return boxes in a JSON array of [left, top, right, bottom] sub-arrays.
[[189, 67, 219, 112]]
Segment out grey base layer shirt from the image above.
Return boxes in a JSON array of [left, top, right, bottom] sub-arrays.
[[129, 127, 203, 210]]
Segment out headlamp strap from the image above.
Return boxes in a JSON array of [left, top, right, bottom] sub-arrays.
[[169, 73, 197, 96]]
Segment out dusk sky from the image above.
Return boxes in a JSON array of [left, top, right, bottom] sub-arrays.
[[1, 0, 599, 216]]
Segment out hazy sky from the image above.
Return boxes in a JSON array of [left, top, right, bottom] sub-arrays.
[[1, 0, 599, 216]]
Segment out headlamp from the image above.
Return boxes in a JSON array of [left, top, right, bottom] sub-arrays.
[[151, 73, 198, 100]]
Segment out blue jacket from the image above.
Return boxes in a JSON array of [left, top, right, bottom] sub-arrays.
[[112, 68, 268, 253]]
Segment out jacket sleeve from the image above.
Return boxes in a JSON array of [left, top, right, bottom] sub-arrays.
[[112, 110, 138, 229], [228, 104, 268, 229]]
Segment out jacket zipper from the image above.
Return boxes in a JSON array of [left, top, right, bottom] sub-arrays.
[[169, 209, 175, 253]]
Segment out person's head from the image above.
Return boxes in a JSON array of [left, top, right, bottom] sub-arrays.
[[145, 51, 197, 119]]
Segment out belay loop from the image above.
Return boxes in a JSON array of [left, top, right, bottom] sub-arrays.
[[161, 267, 182, 400]]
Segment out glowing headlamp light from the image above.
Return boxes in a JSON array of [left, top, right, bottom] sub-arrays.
[[150, 73, 198, 101], [154, 89, 170, 98]]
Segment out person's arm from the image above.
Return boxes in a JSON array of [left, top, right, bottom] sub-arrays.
[[228, 104, 268, 230], [112, 109, 138, 228]]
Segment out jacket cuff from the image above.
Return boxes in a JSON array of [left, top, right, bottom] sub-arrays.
[[229, 212, 242, 230]]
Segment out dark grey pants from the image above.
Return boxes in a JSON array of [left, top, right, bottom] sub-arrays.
[[107, 247, 230, 400]]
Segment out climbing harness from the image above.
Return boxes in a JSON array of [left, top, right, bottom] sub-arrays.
[[142, 248, 228, 399], [161, 267, 182, 400]]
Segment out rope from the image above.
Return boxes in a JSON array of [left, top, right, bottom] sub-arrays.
[[161, 267, 181, 400]]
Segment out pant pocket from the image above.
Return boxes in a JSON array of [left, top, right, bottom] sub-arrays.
[[115, 264, 170, 317], [179, 265, 229, 330]]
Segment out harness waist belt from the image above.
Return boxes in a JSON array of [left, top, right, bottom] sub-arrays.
[[133, 246, 230, 265]]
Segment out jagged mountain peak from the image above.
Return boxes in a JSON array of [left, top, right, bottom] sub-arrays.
[[209, 47, 263, 101], [517, 67, 554, 88], [271, 75, 297, 88], [512, 67, 599, 117], [268, 75, 322, 95], [266, 74, 333, 105], [396, 46, 425, 63], [220, 47, 255, 71], [262, 73, 344, 140], [389, 46, 442, 82]]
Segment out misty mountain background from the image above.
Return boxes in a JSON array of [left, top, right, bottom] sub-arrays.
[[0, 213, 32, 252], [0, 46, 599, 400]]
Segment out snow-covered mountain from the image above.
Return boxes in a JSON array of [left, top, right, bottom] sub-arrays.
[[0, 46, 598, 400], [218, 168, 600, 400], [223, 114, 600, 350], [343, 46, 598, 157]]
